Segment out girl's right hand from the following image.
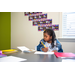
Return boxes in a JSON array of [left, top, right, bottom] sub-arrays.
[[42, 47, 48, 52]]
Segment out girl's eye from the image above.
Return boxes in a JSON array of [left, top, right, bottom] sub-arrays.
[[45, 36, 47, 38]]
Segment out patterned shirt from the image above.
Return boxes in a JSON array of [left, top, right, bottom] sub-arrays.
[[45, 41, 58, 52]]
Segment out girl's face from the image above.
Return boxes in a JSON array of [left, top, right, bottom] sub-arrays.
[[44, 33, 52, 42]]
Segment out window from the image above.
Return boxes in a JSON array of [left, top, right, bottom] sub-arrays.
[[62, 12, 75, 38]]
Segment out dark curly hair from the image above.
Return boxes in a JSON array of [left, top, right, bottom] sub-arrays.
[[44, 29, 56, 48]]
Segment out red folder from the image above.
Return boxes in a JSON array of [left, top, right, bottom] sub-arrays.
[[54, 52, 75, 58]]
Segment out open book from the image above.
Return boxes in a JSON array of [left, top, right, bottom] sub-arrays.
[[17, 46, 36, 52]]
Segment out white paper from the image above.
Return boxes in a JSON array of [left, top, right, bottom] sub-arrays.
[[0, 56, 27, 62], [34, 52, 54, 54], [62, 59, 75, 62], [17, 46, 29, 51]]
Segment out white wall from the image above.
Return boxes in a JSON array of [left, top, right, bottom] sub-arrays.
[[11, 12, 60, 49], [11, 12, 75, 53], [60, 42, 75, 53]]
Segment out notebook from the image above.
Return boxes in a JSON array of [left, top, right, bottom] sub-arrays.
[[54, 52, 75, 58]]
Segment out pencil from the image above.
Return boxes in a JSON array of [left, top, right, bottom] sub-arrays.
[[41, 41, 46, 48]]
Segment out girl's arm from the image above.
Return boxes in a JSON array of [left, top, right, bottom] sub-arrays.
[[56, 39, 63, 52], [51, 46, 58, 52], [37, 39, 45, 51], [37, 39, 48, 52]]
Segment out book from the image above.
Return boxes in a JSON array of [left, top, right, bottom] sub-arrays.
[[1, 49, 18, 54], [17, 46, 36, 52], [54, 52, 75, 58], [0, 54, 7, 57]]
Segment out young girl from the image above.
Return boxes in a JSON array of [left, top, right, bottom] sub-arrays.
[[37, 29, 63, 52]]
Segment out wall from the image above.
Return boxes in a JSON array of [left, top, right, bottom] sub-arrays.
[[11, 12, 75, 53], [0, 12, 11, 50], [11, 12, 60, 49], [58, 37, 75, 53]]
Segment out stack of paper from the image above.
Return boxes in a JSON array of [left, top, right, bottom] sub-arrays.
[[0, 56, 27, 62]]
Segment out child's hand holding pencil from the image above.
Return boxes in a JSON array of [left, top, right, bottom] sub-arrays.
[[42, 47, 48, 52], [41, 41, 48, 52]]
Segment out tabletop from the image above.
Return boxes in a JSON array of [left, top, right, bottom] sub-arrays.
[[6, 50, 62, 62]]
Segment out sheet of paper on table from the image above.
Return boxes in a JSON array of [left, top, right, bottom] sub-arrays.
[[34, 52, 54, 54], [0, 56, 27, 62], [62, 59, 75, 62]]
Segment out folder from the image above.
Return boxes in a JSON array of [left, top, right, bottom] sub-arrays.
[[54, 52, 75, 58], [0, 51, 7, 57], [2, 49, 17, 52]]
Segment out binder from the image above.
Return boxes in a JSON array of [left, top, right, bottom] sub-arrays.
[[54, 52, 75, 58]]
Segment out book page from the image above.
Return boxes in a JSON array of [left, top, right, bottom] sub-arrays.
[[17, 46, 29, 51]]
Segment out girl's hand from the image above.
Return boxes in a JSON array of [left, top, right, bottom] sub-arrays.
[[52, 50, 57, 52], [42, 47, 48, 52]]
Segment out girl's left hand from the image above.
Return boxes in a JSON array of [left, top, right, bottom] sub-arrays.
[[52, 50, 57, 52]]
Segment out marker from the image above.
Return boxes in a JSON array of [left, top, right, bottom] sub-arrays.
[[41, 41, 46, 48]]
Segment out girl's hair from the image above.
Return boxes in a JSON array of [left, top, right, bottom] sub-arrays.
[[44, 29, 56, 48]]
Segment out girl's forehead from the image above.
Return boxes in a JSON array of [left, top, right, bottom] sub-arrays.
[[44, 33, 49, 35], [44, 33, 52, 37]]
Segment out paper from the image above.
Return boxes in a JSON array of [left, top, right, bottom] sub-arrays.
[[34, 52, 54, 54], [17, 46, 30, 52], [62, 59, 75, 62], [0, 56, 27, 62]]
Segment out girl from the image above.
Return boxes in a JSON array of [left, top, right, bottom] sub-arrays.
[[37, 29, 63, 52]]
